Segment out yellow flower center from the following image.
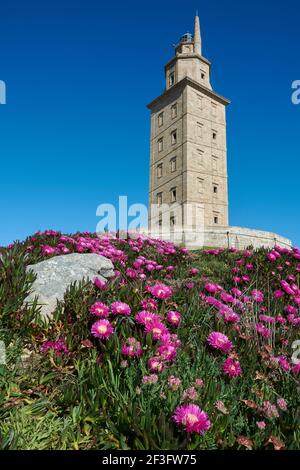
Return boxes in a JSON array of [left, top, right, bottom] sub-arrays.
[[98, 325, 107, 334], [186, 413, 199, 425]]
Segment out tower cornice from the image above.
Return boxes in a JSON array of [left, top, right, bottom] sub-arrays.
[[147, 76, 230, 110], [164, 54, 211, 71]]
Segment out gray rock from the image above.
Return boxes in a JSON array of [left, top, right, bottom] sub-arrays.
[[24, 253, 114, 319]]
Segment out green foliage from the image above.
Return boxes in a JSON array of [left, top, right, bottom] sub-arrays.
[[0, 232, 300, 450]]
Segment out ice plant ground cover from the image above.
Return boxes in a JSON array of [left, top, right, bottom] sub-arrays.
[[0, 232, 300, 450]]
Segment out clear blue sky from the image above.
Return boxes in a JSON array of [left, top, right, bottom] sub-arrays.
[[0, 0, 299, 246]]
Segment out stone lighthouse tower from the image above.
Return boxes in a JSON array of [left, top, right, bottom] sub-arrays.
[[146, 14, 292, 249], [147, 14, 230, 246]]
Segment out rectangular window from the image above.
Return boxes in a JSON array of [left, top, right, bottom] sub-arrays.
[[201, 71, 205, 80], [198, 178, 204, 193], [169, 72, 175, 87], [212, 130, 217, 141], [158, 138, 163, 152], [157, 163, 163, 178], [170, 187, 177, 203], [157, 192, 162, 206], [197, 123, 203, 139], [197, 94, 202, 110], [197, 149, 204, 166], [170, 215, 176, 228], [212, 156, 218, 171], [214, 216, 219, 224], [171, 130, 177, 145], [170, 157, 177, 172], [171, 103, 177, 119], [158, 212, 162, 227], [213, 185, 218, 194], [158, 112, 164, 127]]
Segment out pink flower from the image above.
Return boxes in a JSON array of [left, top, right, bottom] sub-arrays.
[[168, 375, 181, 391], [231, 287, 242, 297], [173, 404, 211, 434], [148, 356, 164, 373], [215, 401, 229, 415], [205, 282, 218, 294], [121, 337, 143, 358], [135, 310, 160, 326], [166, 310, 181, 326], [148, 283, 173, 300], [252, 289, 264, 303], [41, 245, 56, 256], [126, 268, 138, 279], [267, 253, 277, 262], [277, 398, 287, 411], [274, 290, 284, 299], [89, 301, 110, 318], [182, 387, 198, 401], [293, 363, 300, 375], [111, 301, 131, 316], [223, 358, 242, 378], [262, 401, 279, 419], [140, 298, 158, 311], [190, 268, 199, 276], [145, 320, 169, 340], [142, 374, 159, 384], [256, 421, 266, 430], [158, 343, 177, 362], [195, 378, 204, 387], [93, 277, 107, 291], [41, 338, 69, 355], [207, 332, 232, 353], [91, 319, 114, 340], [256, 323, 272, 338], [185, 282, 195, 289], [276, 356, 291, 372], [220, 292, 234, 303], [259, 314, 275, 324]]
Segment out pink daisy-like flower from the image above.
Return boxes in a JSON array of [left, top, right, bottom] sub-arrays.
[[293, 363, 300, 375], [142, 374, 159, 384], [140, 298, 158, 311], [207, 332, 232, 353], [223, 358, 242, 378], [274, 290, 284, 299], [256, 323, 272, 338], [121, 337, 143, 358], [89, 301, 110, 318], [91, 319, 114, 340], [135, 310, 160, 326], [41, 338, 69, 355], [277, 398, 287, 411], [256, 421, 266, 430], [166, 310, 181, 326], [259, 314, 275, 324], [157, 343, 177, 362], [173, 404, 211, 434], [182, 387, 198, 401], [93, 277, 107, 291], [252, 289, 264, 303], [111, 301, 131, 316], [168, 375, 181, 391], [41, 245, 56, 256], [148, 356, 165, 373], [145, 320, 169, 340], [148, 283, 173, 300], [190, 268, 199, 276], [204, 282, 219, 294]]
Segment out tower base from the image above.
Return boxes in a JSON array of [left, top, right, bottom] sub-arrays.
[[145, 225, 292, 250]]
